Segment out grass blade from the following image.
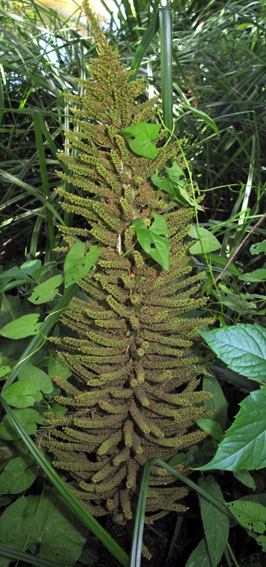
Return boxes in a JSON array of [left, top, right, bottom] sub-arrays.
[[33, 110, 55, 260], [130, 10, 159, 77], [159, 6, 173, 133]]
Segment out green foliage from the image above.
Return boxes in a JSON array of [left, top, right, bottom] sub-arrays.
[[36, 0, 213, 527], [196, 325, 266, 472], [133, 214, 169, 270], [0, 490, 88, 567]]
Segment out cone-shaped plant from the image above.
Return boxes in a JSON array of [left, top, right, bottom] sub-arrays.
[[40, 0, 213, 524]]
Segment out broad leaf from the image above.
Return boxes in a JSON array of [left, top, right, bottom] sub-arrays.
[[0, 492, 87, 567], [185, 537, 212, 567], [64, 242, 100, 288], [0, 456, 37, 495], [133, 214, 169, 270], [0, 408, 45, 440], [233, 470, 256, 490], [152, 161, 202, 210], [0, 496, 34, 567], [18, 365, 53, 394], [197, 387, 266, 471], [28, 275, 63, 304], [2, 381, 43, 408], [250, 241, 266, 256], [200, 253, 242, 277], [195, 418, 224, 442], [189, 226, 221, 254], [199, 324, 266, 381], [198, 475, 229, 567], [119, 123, 160, 158], [227, 500, 266, 534], [239, 269, 266, 283], [0, 314, 41, 339], [203, 374, 228, 430], [48, 355, 72, 380], [20, 259, 42, 277]]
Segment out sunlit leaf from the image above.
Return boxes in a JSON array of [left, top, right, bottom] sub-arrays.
[[119, 123, 160, 158], [28, 275, 63, 304], [64, 243, 100, 289], [133, 214, 169, 270], [0, 314, 41, 339], [189, 226, 221, 255]]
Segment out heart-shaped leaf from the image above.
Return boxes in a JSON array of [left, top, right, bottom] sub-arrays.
[[64, 242, 100, 288], [0, 456, 37, 495], [133, 214, 169, 270], [0, 314, 41, 339], [18, 365, 53, 394], [3, 380, 43, 408], [189, 226, 221, 254], [28, 275, 63, 304], [119, 123, 160, 158], [227, 500, 266, 533]]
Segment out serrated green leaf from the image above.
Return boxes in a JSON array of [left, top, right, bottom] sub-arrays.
[[64, 243, 100, 289], [28, 275, 63, 304], [18, 365, 53, 394], [199, 324, 266, 381], [133, 214, 169, 270], [0, 456, 37, 495], [198, 475, 229, 567], [240, 269, 266, 283], [196, 387, 266, 471], [189, 226, 221, 254], [2, 381, 43, 408], [250, 241, 266, 256], [203, 374, 228, 430], [227, 500, 266, 533], [185, 537, 211, 567], [119, 123, 160, 158], [233, 470, 256, 490], [0, 314, 41, 339], [195, 419, 224, 442]]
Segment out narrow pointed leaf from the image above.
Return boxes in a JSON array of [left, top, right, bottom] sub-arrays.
[[198, 475, 229, 567]]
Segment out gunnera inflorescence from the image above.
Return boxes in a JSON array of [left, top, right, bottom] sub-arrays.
[[40, 0, 213, 525]]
